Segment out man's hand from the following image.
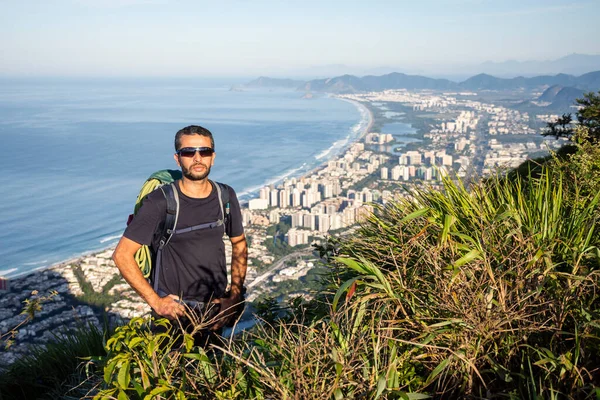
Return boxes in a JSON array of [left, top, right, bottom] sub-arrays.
[[210, 292, 245, 330], [151, 294, 185, 320]]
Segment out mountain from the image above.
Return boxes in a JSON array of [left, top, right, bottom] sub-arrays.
[[475, 54, 600, 77], [537, 86, 586, 109], [246, 70, 600, 95], [245, 76, 306, 89], [549, 87, 586, 109], [300, 72, 457, 93], [457, 73, 585, 91], [296, 70, 600, 93], [538, 85, 565, 103], [577, 70, 600, 89]]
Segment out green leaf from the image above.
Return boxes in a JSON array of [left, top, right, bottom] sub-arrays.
[[335, 257, 369, 275], [374, 375, 387, 399], [452, 249, 480, 268], [184, 334, 194, 352], [332, 276, 362, 311], [117, 389, 128, 400], [127, 337, 144, 349], [104, 360, 117, 384], [402, 393, 431, 399], [117, 359, 131, 389], [426, 357, 451, 385], [440, 214, 456, 244], [400, 207, 429, 223], [132, 380, 145, 397], [427, 319, 463, 329], [183, 352, 210, 362], [334, 388, 344, 400], [144, 386, 171, 400]]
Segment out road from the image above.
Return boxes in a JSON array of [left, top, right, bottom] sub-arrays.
[[247, 248, 314, 292]]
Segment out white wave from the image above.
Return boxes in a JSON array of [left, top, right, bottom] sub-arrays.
[[0, 268, 17, 276], [336, 97, 372, 139], [23, 260, 48, 266], [315, 138, 349, 160], [100, 234, 122, 244]]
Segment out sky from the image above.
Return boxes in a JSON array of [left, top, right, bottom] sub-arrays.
[[1, 0, 599, 78]]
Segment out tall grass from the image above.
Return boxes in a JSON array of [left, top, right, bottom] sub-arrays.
[[88, 142, 600, 399], [332, 164, 600, 397]]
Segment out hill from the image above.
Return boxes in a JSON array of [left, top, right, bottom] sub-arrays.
[[245, 76, 306, 88], [543, 86, 586, 109], [291, 70, 600, 93]]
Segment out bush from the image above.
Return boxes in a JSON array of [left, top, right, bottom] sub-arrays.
[[331, 151, 600, 397]]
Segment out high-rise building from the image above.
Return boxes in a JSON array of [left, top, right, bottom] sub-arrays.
[[318, 214, 330, 233], [279, 189, 289, 208], [381, 166, 389, 179], [270, 190, 279, 208], [391, 165, 402, 180], [303, 214, 315, 230], [269, 210, 280, 224], [362, 189, 373, 203], [259, 187, 269, 200], [326, 204, 338, 215], [248, 198, 269, 210]]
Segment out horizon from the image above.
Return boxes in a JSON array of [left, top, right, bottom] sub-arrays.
[[2, 0, 600, 78], [1, 63, 599, 84]]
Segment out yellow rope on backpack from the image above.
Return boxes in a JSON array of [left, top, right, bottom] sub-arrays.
[[133, 178, 162, 278]]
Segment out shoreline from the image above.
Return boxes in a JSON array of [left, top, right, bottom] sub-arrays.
[[5, 95, 375, 283]]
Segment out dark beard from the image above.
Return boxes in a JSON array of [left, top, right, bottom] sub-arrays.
[[182, 163, 211, 181]]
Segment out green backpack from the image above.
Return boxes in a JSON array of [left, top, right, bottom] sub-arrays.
[[128, 170, 230, 281]]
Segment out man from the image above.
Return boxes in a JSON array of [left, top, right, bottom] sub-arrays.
[[113, 125, 247, 343]]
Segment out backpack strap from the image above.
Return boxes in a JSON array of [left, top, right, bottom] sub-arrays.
[[153, 183, 180, 293], [160, 183, 179, 247], [214, 181, 231, 233]]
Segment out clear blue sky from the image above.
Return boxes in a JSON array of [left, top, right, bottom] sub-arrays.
[[1, 0, 599, 77]]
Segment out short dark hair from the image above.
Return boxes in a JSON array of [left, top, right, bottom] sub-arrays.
[[174, 125, 215, 151]]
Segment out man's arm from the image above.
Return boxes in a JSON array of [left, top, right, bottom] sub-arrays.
[[211, 233, 247, 329], [112, 236, 184, 319], [229, 233, 248, 297]]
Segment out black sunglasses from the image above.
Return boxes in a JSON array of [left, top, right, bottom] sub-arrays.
[[176, 147, 215, 158]]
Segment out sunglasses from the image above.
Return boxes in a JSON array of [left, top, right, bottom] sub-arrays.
[[176, 147, 215, 158]]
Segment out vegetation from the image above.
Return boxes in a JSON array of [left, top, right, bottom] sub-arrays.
[[544, 90, 600, 143], [82, 133, 600, 398]]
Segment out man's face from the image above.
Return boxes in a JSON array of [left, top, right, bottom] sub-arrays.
[[174, 135, 215, 181]]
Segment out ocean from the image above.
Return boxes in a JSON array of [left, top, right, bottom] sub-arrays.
[[0, 78, 368, 278]]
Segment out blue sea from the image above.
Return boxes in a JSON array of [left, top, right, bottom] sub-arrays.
[[0, 78, 368, 277]]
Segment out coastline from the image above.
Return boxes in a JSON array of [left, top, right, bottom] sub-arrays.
[[5, 95, 374, 282], [0, 93, 378, 368]]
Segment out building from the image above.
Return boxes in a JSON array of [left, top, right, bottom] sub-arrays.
[[248, 198, 268, 210], [0, 277, 9, 292], [380, 166, 388, 180]]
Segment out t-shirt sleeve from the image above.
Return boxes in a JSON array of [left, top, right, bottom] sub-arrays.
[[226, 186, 244, 238], [123, 190, 165, 246]]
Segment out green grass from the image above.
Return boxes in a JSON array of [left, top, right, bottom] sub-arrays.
[[0, 322, 108, 400]]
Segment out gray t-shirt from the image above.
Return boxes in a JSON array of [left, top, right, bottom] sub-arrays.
[[124, 181, 244, 302]]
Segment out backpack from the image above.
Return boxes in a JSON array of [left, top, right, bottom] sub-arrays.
[[129, 170, 231, 286]]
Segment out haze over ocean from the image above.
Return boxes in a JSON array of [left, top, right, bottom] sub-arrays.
[[0, 78, 367, 278]]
